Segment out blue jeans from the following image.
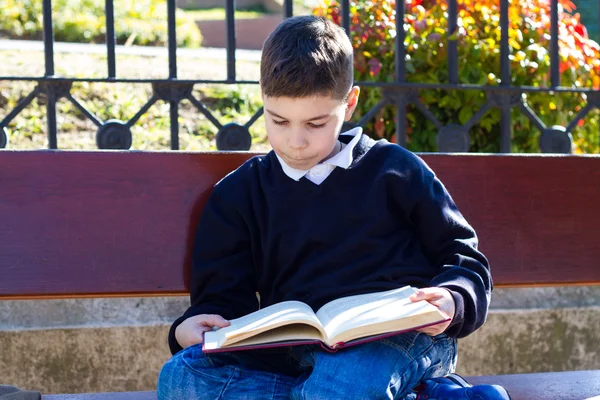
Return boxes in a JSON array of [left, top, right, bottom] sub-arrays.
[[157, 331, 457, 400]]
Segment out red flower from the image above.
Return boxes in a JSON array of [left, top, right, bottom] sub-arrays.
[[369, 58, 382, 77]]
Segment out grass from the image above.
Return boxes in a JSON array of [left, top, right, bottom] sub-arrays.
[[0, 48, 271, 152]]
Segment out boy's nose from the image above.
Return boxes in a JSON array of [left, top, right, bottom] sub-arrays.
[[288, 131, 308, 150]]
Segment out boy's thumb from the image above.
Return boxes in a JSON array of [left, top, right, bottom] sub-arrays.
[[208, 314, 231, 327], [409, 289, 424, 301]]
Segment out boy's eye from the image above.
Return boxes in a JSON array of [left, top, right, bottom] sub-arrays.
[[308, 123, 326, 129], [273, 120, 288, 126]]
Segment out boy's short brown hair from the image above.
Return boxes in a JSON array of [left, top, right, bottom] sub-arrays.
[[260, 15, 354, 101]]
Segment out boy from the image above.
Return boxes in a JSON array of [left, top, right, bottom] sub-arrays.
[[158, 15, 510, 400]]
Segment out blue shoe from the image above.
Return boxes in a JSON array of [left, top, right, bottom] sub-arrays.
[[415, 373, 511, 400]]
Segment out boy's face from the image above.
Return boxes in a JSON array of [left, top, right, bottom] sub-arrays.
[[263, 87, 360, 170]]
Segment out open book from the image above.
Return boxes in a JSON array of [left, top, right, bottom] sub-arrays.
[[203, 286, 450, 353]]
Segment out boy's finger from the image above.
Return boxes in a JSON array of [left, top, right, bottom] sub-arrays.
[[417, 319, 450, 335], [409, 288, 443, 301], [203, 314, 231, 327], [416, 326, 441, 335]]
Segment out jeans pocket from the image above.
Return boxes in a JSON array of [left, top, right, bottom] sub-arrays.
[[184, 342, 205, 356], [427, 334, 457, 375], [180, 345, 229, 381], [380, 331, 423, 353], [381, 331, 444, 358], [431, 333, 449, 341]]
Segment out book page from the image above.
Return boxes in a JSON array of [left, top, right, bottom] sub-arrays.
[[316, 286, 446, 345], [204, 301, 325, 349], [214, 324, 323, 350]]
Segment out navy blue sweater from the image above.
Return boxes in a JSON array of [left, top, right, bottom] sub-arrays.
[[168, 134, 492, 355]]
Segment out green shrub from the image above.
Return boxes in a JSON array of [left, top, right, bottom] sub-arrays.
[[0, 0, 202, 47], [314, 0, 600, 153], [1, 80, 265, 151]]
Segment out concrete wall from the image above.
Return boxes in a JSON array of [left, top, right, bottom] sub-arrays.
[[175, 0, 284, 50], [1, 287, 599, 395], [176, 0, 282, 13], [196, 15, 283, 50], [177, 0, 261, 9]]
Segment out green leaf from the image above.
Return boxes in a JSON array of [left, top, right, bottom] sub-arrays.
[[459, 107, 473, 125]]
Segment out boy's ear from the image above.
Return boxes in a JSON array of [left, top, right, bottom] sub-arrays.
[[344, 86, 360, 121]]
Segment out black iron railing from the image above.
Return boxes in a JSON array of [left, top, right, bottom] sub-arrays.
[[0, 0, 598, 152]]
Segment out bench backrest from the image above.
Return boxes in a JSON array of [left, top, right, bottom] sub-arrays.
[[1, 151, 599, 299]]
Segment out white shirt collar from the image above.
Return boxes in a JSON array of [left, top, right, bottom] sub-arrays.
[[276, 127, 363, 181]]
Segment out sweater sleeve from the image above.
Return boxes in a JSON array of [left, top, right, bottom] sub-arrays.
[[407, 157, 492, 339], [168, 188, 258, 355]]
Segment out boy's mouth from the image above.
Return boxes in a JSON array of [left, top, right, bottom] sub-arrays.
[[283, 153, 316, 163], [283, 157, 317, 170]]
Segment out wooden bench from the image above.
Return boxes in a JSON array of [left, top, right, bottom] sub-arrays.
[[1, 150, 599, 400]]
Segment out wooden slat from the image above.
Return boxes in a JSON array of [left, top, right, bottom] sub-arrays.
[[468, 370, 600, 400], [40, 371, 600, 399], [0, 150, 254, 298], [427, 154, 600, 287], [43, 392, 156, 400], [1, 151, 599, 298]]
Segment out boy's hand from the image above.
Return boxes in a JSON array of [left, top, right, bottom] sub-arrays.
[[175, 314, 231, 349], [409, 287, 455, 336]]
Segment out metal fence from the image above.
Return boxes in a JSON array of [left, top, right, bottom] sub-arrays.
[[0, 0, 598, 152]]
